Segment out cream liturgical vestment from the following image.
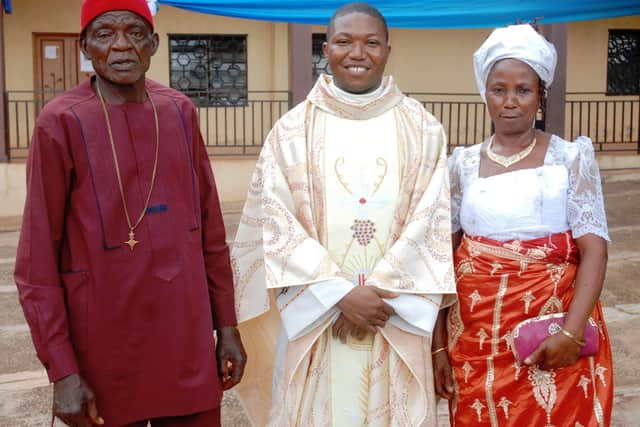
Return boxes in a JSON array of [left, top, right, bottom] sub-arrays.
[[231, 75, 456, 426]]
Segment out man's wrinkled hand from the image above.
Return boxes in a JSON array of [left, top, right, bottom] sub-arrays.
[[336, 286, 398, 333], [216, 326, 247, 390], [332, 313, 369, 343], [53, 373, 104, 427]]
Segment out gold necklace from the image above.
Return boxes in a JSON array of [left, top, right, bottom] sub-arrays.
[[95, 81, 160, 251], [486, 133, 537, 168]]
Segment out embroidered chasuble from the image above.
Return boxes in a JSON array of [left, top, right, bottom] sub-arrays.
[[232, 75, 456, 426]]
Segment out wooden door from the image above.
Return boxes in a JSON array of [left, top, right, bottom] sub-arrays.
[[33, 33, 92, 104]]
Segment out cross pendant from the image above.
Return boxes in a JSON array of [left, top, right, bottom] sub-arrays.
[[125, 230, 139, 251]]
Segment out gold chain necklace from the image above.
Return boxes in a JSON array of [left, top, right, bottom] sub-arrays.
[[95, 81, 160, 251], [486, 133, 537, 168]]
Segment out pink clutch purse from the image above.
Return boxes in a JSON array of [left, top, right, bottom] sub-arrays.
[[511, 313, 599, 363]]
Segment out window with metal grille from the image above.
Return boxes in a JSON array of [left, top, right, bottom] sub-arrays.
[[607, 30, 640, 95], [312, 33, 330, 81], [169, 34, 247, 106]]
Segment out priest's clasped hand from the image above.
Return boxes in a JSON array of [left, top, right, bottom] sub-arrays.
[[332, 313, 369, 343], [336, 286, 398, 333]]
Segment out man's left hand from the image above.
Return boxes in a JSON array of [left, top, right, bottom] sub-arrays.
[[216, 326, 247, 390]]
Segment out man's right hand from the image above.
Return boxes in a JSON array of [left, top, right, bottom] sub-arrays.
[[53, 373, 104, 427], [336, 286, 398, 333]]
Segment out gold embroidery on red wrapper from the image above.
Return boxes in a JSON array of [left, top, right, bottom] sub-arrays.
[[477, 328, 489, 351], [512, 361, 522, 380], [565, 231, 572, 264], [527, 365, 557, 426], [589, 357, 605, 426], [594, 363, 608, 387], [536, 264, 566, 316], [519, 260, 528, 276], [526, 244, 553, 259], [484, 274, 508, 426], [447, 302, 464, 350], [470, 398, 486, 423], [462, 361, 473, 383], [490, 261, 502, 275], [466, 238, 544, 265], [521, 290, 536, 314], [470, 290, 481, 312], [502, 330, 514, 352], [456, 258, 475, 276], [539, 296, 564, 316], [469, 244, 482, 258], [547, 264, 567, 293], [577, 375, 591, 398], [504, 239, 523, 253], [497, 396, 514, 420]]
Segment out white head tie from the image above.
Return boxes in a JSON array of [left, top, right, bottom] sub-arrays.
[[473, 24, 557, 103]]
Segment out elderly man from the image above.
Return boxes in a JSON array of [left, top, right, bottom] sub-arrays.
[[14, 0, 246, 426], [232, 2, 455, 426]]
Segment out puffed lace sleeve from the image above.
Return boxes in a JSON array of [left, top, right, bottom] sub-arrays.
[[566, 137, 610, 241], [448, 147, 464, 233]]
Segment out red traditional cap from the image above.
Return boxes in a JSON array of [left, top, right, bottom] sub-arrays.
[[81, 0, 154, 34]]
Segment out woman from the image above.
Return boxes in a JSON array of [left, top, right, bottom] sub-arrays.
[[432, 24, 613, 426]]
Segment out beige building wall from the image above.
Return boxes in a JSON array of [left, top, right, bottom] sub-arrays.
[[2, 6, 639, 211], [310, 25, 490, 93], [313, 16, 640, 94], [2, 2, 288, 205], [565, 16, 640, 145], [6, 4, 638, 97], [152, 6, 289, 92], [3, 1, 288, 92], [4, 0, 82, 91], [567, 16, 640, 92], [0, 159, 254, 219], [386, 28, 490, 93]]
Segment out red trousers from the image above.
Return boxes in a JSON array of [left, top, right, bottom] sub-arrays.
[[122, 407, 221, 427]]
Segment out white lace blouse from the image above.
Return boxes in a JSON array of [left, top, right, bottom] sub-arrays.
[[449, 135, 610, 242]]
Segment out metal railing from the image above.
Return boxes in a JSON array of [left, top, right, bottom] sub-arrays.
[[6, 90, 62, 160], [194, 91, 290, 156], [5, 90, 291, 159], [5, 90, 640, 160], [566, 93, 640, 152], [409, 92, 640, 153], [406, 93, 491, 151]]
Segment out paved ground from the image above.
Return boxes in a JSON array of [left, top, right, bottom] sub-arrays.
[[0, 178, 638, 426]]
